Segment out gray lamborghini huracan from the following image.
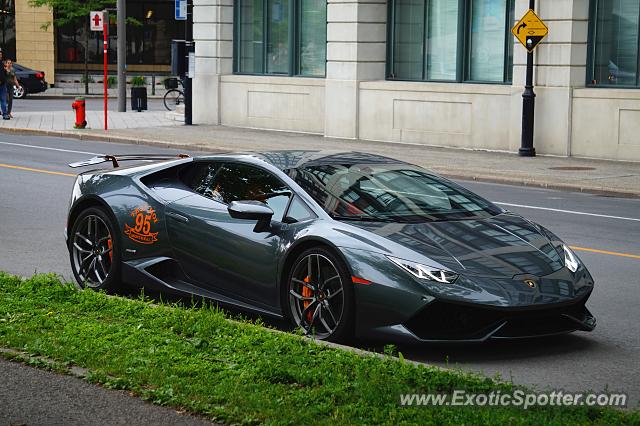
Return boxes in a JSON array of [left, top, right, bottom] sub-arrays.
[[66, 151, 596, 343]]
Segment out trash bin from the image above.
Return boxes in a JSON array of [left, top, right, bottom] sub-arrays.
[[131, 87, 148, 112]]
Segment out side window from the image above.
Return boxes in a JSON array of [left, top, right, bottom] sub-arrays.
[[179, 161, 220, 198], [212, 163, 292, 221], [285, 196, 316, 223]]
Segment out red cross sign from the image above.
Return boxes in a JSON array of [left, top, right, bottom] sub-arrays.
[[90, 11, 104, 31]]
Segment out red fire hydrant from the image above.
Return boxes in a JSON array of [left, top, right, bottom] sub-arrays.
[[72, 97, 87, 129]]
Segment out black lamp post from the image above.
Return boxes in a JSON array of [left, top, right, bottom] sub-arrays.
[[519, 0, 537, 157]]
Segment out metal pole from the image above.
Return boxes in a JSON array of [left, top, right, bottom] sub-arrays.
[[84, 22, 89, 95], [519, 0, 536, 157], [117, 0, 127, 112], [184, 2, 193, 126], [185, 69, 192, 125], [103, 15, 108, 130]]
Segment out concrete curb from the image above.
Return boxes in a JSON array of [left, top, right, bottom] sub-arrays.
[[438, 173, 640, 199], [2, 126, 638, 199], [0, 347, 90, 379]]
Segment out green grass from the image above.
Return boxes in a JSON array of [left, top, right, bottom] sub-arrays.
[[0, 273, 637, 425]]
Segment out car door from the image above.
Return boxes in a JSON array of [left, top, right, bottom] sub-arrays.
[[165, 161, 292, 309]]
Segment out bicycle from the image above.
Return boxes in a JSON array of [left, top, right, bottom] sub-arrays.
[[163, 77, 185, 111]]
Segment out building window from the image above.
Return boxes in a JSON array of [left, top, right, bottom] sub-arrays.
[[234, 0, 327, 77], [0, 0, 16, 61], [56, 0, 185, 67], [588, 0, 640, 87], [387, 0, 514, 83], [299, 0, 327, 76]]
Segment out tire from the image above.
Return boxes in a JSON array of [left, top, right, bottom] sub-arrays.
[[13, 86, 25, 99], [285, 247, 354, 343], [68, 207, 122, 292], [163, 89, 184, 111]]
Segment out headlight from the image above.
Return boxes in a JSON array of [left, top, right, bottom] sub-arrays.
[[563, 245, 579, 273], [387, 256, 458, 284]]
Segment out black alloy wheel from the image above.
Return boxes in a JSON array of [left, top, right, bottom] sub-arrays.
[[69, 207, 121, 291], [288, 248, 354, 342]]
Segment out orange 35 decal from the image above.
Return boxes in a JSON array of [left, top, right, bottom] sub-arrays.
[[124, 205, 159, 244]]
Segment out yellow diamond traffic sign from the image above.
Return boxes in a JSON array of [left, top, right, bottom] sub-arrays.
[[512, 9, 548, 52]]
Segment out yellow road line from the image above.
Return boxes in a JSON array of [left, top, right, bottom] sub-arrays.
[[570, 246, 640, 260], [0, 163, 76, 177]]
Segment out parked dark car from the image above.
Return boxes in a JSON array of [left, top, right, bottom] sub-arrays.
[[12, 64, 48, 99]]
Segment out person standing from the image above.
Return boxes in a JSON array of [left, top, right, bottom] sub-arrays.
[[0, 49, 8, 120], [5, 59, 20, 118]]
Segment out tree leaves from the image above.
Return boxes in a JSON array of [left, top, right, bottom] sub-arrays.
[[29, 0, 117, 26]]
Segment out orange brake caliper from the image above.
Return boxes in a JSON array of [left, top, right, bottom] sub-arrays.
[[302, 276, 314, 322], [107, 238, 113, 262]]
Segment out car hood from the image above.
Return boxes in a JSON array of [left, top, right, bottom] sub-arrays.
[[349, 214, 565, 278]]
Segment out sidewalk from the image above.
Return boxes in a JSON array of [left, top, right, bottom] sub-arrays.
[[1, 109, 638, 197], [0, 110, 179, 130], [30, 91, 167, 99]]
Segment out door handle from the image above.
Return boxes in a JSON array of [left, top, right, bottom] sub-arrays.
[[166, 211, 189, 224]]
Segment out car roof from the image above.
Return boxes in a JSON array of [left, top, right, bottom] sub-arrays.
[[198, 150, 406, 171]]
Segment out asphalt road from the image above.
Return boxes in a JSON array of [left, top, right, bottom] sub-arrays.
[[0, 133, 639, 415], [0, 358, 212, 426]]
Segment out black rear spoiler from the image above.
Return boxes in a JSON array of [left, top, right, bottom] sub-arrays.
[[68, 153, 190, 168]]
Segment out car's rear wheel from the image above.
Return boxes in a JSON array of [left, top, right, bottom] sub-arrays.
[[287, 248, 354, 342], [69, 207, 121, 291], [13, 86, 25, 99]]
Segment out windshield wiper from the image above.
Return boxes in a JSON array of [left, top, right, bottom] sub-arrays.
[[329, 214, 396, 223]]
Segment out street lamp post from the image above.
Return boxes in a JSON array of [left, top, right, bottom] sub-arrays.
[[184, 0, 193, 126], [519, 0, 536, 157]]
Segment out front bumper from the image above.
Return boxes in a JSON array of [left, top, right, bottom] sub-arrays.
[[341, 247, 596, 343], [358, 296, 596, 343], [405, 297, 595, 342], [26, 80, 48, 94]]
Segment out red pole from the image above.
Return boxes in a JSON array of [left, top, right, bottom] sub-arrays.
[[103, 15, 108, 131]]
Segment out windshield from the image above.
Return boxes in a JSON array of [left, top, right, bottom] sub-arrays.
[[289, 163, 502, 222]]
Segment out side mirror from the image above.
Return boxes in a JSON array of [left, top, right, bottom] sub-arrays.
[[228, 200, 274, 232]]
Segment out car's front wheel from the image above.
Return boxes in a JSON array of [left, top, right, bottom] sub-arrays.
[[69, 207, 121, 291], [287, 248, 354, 343], [13, 86, 25, 99]]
